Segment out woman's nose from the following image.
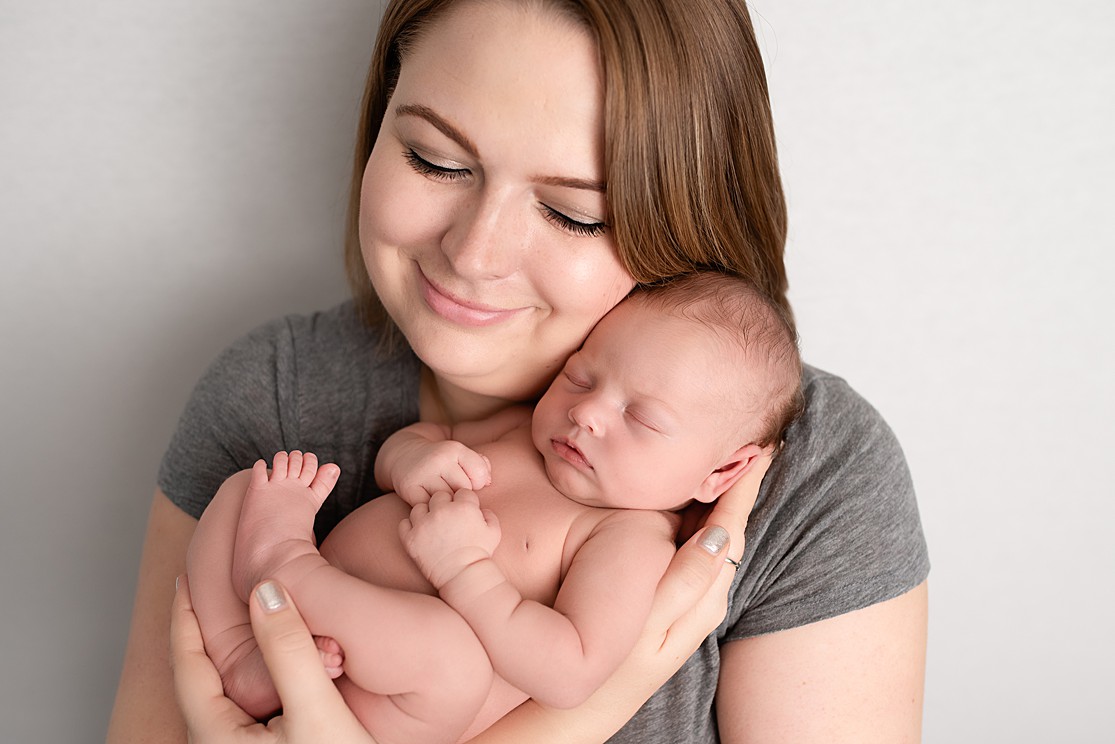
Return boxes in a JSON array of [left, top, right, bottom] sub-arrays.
[[441, 188, 521, 280]]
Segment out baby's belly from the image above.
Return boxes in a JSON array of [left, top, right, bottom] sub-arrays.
[[319, 492, 555, 738], [320, 490, 572, 603]]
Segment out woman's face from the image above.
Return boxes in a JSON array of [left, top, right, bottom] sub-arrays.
[[360, 0, 636, 404]]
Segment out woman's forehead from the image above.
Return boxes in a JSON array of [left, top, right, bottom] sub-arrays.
[[390, 0, 604, 158]]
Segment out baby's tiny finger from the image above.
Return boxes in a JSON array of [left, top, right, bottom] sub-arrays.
[[462, 452, 492, 489], [454, 489, 480, 506], [428, 490, 453, 508]]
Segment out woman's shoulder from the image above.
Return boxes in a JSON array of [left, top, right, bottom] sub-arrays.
[[722, 362, 929, 638], [216, 300, 388, 365], [159, 301, 421, 522], [199, 301, 419, 392], [776, 362, 914, 509], [789, 363, 905, 461], [799, 363, 882, 420]]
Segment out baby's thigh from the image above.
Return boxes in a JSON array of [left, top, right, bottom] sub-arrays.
[[188, 469, 253, 573], [321, 494, 434, 593]]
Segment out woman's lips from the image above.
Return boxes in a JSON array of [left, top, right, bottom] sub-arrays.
[[419, 269, 527, 327], [551, 437, 592, 469]]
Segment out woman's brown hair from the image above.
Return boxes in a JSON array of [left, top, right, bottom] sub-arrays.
[[344, 0, 791, 332]]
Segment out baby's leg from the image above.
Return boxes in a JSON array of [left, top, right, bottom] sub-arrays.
[[297, 576, 495, 744], [186, 469, 281, 718], [189, 457, 344, 718], [223, 453, 493, 742], [229, 451, 342, 601]]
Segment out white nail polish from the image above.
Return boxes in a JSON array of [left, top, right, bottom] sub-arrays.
[[699, 526, 729, 555], [256, 581, 286, 613]]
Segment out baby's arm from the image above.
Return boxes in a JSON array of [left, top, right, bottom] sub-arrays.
[[402, 497, 677, 709], [374, 407, 531, 505]]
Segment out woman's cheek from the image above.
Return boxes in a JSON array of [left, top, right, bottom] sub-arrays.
[[361, 155, 417, 248]]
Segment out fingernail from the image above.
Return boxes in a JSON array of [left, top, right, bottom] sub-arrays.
[[699, 526, 729, 555], [175, 575, 180, 592], [256, 581, 287, 613]]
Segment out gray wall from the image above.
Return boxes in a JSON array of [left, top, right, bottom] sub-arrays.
[[1, 1, 1111, 741]]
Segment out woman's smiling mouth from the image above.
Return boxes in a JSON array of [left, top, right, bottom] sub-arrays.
[[419, 267, 529, 327]]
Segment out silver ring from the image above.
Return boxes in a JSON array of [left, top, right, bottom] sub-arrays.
[[725, 556, 742, 571]]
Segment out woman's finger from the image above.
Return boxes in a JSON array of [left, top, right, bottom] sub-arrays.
[[649, 454, 774, 660], [248, 581, 375, 741], [170, 575, 255, 738], [704, 451, 771, 559], [647, 526, 731, 646], [249, 581, 342, 710]]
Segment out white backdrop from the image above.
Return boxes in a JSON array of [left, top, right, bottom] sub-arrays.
[[1, 1, 1111, 741]]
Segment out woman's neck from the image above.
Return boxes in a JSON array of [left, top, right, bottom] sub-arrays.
[[418, 366, 519, 426]]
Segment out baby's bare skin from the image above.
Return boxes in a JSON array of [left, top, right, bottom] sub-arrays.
[[189, 277, 787, 744], [325, 423, 647, 602], [219, 418, 677, 742]]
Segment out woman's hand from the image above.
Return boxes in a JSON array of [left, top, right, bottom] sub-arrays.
[[605, 451, 770, 687], [171, 575, 376, 744], [650, 449, 771, 659]]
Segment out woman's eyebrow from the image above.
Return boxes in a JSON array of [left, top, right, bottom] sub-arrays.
[[395, 103, 479, 158], [533, 174, 606, 193], [395, 103, 605, 192]]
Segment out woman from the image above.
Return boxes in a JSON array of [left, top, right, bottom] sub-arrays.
[[109, 0, 929, 741]]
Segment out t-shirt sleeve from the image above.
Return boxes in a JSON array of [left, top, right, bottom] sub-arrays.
[[723, 369, 930, 640], [157, 318, 296, 519]]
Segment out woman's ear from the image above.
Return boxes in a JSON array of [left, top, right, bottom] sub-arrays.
[[694, 443, 766, 503]]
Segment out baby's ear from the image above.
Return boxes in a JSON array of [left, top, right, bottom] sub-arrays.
[[694, 444, 766, 503]]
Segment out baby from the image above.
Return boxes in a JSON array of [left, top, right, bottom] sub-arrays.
[[187, 273, 803, 744]]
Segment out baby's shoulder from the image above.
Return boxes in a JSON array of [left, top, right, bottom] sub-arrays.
[[561, 509, 678, 584], [590, 508, 680, 548]]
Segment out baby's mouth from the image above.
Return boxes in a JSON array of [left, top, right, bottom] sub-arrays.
[[551, 437, 592, 469]]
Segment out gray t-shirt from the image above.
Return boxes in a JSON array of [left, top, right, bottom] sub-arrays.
[[160, 300, 929, 743]]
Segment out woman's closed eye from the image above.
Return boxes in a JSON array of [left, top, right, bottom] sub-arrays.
[[403, 148, 469, 182], [539, 204, 607, 238]]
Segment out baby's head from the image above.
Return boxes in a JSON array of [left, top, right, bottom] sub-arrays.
[[531, 273, 803, 511]]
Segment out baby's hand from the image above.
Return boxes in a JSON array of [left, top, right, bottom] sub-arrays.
[[390, 440, 492, 506], [399, 489, 501, 589]]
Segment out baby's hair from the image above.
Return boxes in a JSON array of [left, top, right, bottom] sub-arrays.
[[629, 273, 804, 448]]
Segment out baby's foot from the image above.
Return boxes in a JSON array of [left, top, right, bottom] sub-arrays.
[[315, 635, 346, 679], [231, 451, 341, 599]]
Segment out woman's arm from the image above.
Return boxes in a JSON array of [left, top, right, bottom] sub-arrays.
[[716, 581, 928, 743], [106, 489, 197, 743]]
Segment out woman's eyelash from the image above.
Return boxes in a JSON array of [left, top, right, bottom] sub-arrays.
[[539, 205, 607, 238], [403, 149, 468, 181], [405, 149, 605, 238]]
